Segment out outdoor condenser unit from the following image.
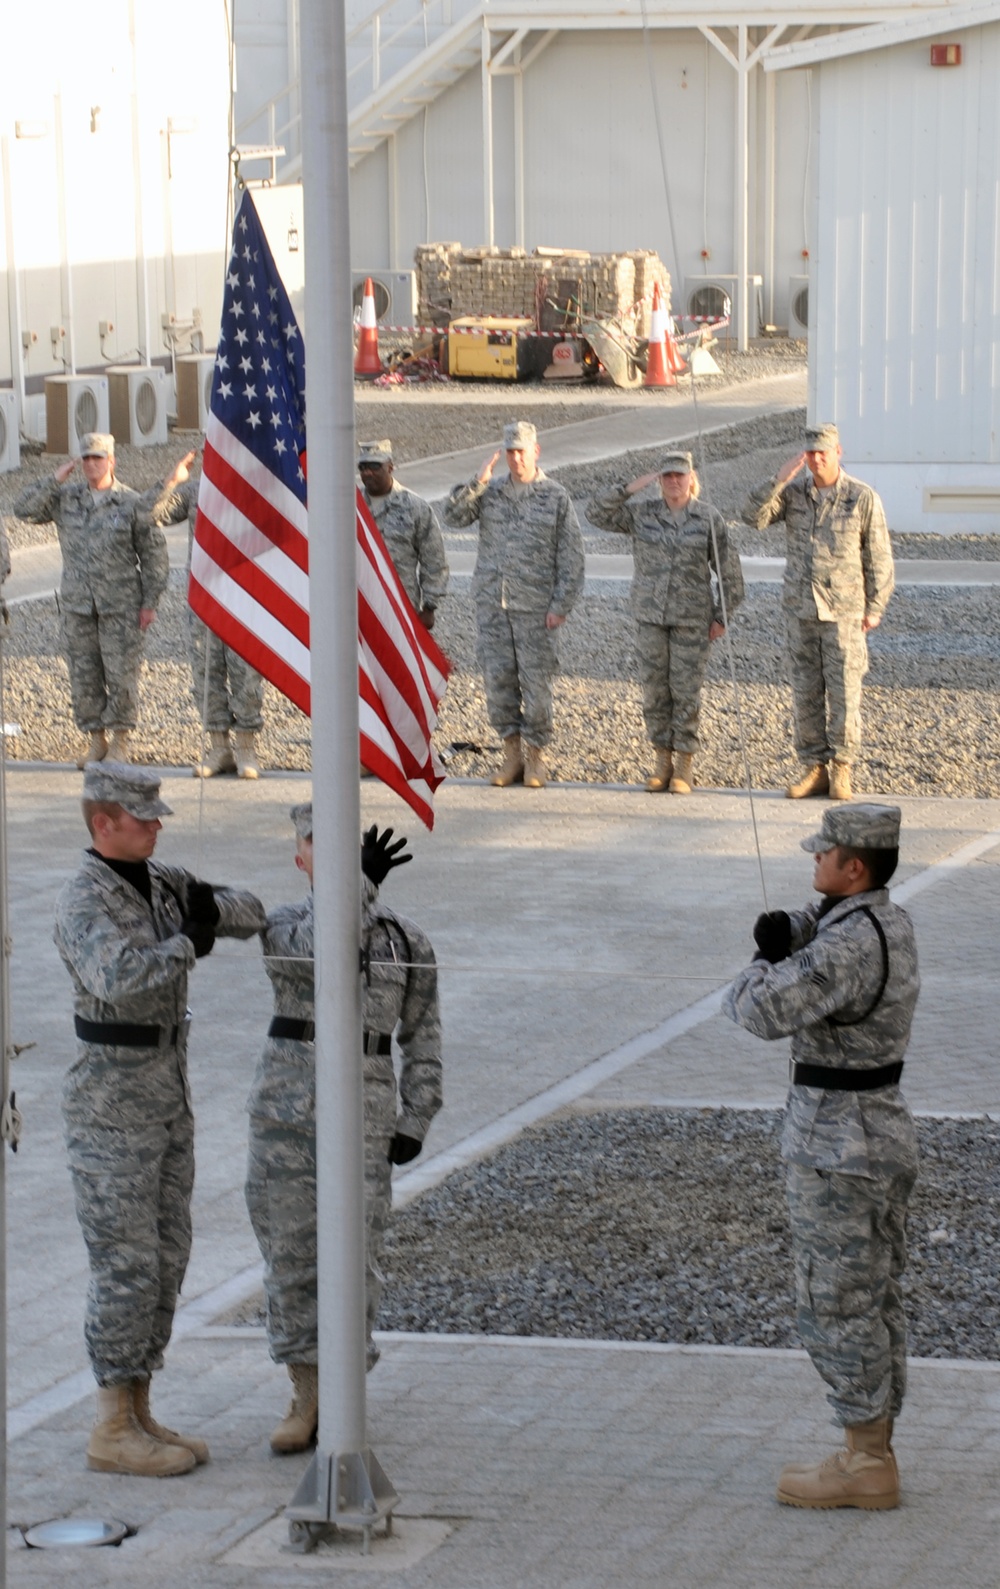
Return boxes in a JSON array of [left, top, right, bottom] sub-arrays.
[[44, 374, 110, 456], [351, 270, 418, 327], [108, 365, 168, 447], [175, 353, 217, 431], [788, 275, 809, 338], [684, 275, 763, 342], [0, 389, 20, 473]]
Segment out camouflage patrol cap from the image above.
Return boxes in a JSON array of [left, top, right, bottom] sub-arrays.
[[800, 803, 901, 853], [290, 802, 313, 840], [79, 433, 115, 458], [660, 450, 694, 474], [804, 422, 839, 450], [82, 761, 173, 819], [503, 420, 537, 450], [358, 439, 393, 466]]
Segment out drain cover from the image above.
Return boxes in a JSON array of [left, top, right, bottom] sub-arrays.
[[24, 1517, 130, 1549]]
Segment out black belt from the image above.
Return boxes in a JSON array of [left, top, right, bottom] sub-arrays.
[[268, 1017, 391, 1055], [75, 1016, 180, 1048], [792, 1060, 904, 1092]]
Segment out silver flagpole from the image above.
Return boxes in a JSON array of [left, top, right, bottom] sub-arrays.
[[286, 0, 397, 1553]]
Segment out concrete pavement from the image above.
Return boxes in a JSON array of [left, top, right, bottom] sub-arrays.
[[3, 768, 999, 1585]]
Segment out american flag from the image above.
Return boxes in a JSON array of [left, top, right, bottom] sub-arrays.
[[189, 188, 450, 828]]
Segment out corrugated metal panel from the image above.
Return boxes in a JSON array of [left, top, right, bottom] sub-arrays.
[[812, 22, 1000, 464]]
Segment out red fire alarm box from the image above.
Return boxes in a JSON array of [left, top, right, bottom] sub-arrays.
[[930, 43, 962, 66]]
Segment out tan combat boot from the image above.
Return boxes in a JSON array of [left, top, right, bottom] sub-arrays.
[[669, 751, 694, 794], [76, 729, 108, 769], [776, 1419, 898, 1510], [194, 730, 236, 778], [786, 762, 829, 799], [106, 729, 130, 763], [232, 729, 260, 779], [270, 1364, 319, 1454], [86, 1384, 196, 1477], [522, 743, 547, 788], [491, 734, 523, 787], [132, 1376, 209, 1466], [828, 760, 852, 800], [646, 747, 672, 793]]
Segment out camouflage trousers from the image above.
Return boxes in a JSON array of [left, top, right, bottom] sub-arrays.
[[64, 1107, 195, 1386], [476, 603, 559, 748], [61, 607, 145, 731], [245, 1113, 394, 1367], [784, 614, 869, 765], [187, 613, 264, 733], [636, 622, 711, 754], [785, 1160, 917, 1425]]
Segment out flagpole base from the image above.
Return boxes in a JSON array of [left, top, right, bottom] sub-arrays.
[[285, 1446, 398, 1556]]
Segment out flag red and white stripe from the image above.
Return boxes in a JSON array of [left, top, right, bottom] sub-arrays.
[[188, 188, 450, 827]]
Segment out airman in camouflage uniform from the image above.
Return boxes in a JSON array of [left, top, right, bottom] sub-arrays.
[[724, 803, 919, 1510], [444, 419, 584, 788], [53, 762, 266, 1476], [175, 479, 265, 779], [741, 423, 894, 802], [13, 433, 194, 767], [588, 450, 744, 794], [358, 439, 449, 628], [245, 808, 442, 1453]]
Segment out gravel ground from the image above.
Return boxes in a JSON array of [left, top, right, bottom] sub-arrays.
[[224, 1105, 1000, 1362], [2, 347, 998, 794]]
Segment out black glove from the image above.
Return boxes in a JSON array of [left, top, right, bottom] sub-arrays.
[[753, 910, 792, 964], [387, 1133, 422, 1166], [181, 919, 216, 958], [361, 825, 412, 887], [185, 880, 220, 927]]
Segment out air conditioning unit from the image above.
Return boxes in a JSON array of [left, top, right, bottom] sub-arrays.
[[108, 365, 168, 447], [788, 275, 809, 338], [175, 353, 217, 432], [0, 389, 20, 473], [44, 374, 110, 456], [351, 270, 418, 327], [684, 275, 763, 342]]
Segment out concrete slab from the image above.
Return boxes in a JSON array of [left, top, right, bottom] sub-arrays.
[[3, 769, 999, 1587]]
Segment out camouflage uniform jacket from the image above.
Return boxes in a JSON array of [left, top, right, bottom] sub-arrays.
[[12, 474, 180, 615], [443, 468, 584, 617], [54, 852, 266, 1125], [588, 486, 744, 627], [247, 878, 443, 1143], [362, 480, 449, 611], [723, 888, 919, 1178], [740, 470, 894, 622]]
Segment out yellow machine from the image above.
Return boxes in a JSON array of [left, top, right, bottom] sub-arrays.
[[444, 316, 535, 380]]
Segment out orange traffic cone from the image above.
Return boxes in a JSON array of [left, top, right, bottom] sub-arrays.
[[665, 315, 687, 375], [354, 277, 383, 379], [644, 283, 675, 388]]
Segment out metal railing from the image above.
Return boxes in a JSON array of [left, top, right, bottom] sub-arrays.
[[235, 0, 481, 170]]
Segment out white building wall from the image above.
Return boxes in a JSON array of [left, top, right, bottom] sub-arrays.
[[0, 1, 231, 441], [808, 19, 1000, 528], [348, 27, 814, 327]]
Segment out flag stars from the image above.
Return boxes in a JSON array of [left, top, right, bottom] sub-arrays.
[[230, 300, 244, 320], [215, 352, 229, 370], [283, 323, 299, 341], [269, 409, 282, 429], [227, 271, 239, 289], [243, 383, 257, 401], [274, 436, 287, 455], [239, 356, 253, 374], [246, 410, 262, 429], [235, 328, 249, 346], [219, 381, 233, 398]]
